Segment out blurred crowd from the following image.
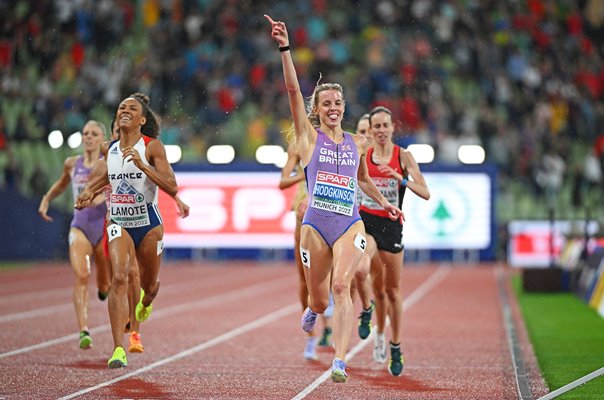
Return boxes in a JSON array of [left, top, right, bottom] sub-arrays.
[[1, 0, 604, 219]]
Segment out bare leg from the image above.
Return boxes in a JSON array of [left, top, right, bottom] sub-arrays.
[[127, 262, 141, 333], [301, 226, 333, 314], [382, 250, 404, 344], [136, 226, 164, 309], [107, 230, 134, 350], [68, 228, 94, 333], [370, 250, 388, 335], [329, 224, 363, 361], [354, 250, 373, 310], [93, 241, 111, 296]]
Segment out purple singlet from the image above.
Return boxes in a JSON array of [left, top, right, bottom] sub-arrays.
[[302, 129, 361, 247], [70, 156, 107, 246]]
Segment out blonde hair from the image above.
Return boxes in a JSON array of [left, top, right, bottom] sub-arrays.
[[85, 120, 108, 139], [284, 76, 345, 145], [307, 82, 344, 128]]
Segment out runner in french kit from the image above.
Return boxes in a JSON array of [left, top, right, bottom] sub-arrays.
[[75, 92, 180, 369]]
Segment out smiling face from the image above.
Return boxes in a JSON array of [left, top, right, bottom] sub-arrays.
[[116, 98, 146, 132], [315, 89, 345, 130], [82, 121, 105, 152], [369, 111, 394, 146]]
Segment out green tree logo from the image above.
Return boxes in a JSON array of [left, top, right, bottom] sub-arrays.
[[432, 199, 451, 236]]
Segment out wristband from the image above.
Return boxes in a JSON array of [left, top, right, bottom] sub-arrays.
[[279, 45, 290, 52], [401, 178, 408, 187]]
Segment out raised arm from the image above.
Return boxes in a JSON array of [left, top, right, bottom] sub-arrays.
[[39, 156, 75, 222], [264, 14, 314, 161]]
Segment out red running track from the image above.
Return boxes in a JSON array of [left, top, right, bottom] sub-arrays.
[[0, 261, 548, 399]]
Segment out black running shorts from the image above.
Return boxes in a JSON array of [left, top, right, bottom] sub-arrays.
[[360, 210, 404, 253]]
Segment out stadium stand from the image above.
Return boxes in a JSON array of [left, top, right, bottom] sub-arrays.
[[0, 0, 603, 223]]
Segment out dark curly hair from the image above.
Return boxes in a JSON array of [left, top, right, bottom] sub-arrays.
[[128, 92, 161, 138]]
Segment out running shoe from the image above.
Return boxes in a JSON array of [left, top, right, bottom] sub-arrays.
[[388, 342, 404, 376], [331, 358, 348, 383], [135, 288, 153, 322], [373, 332, 387, 363], [128, 331, 144, 353], [300, 307, 318, 333], [79, 330, 92, 349], [107, 346, 128, 368], [358, 301, 374, 340], [303, 336, 318, 360], [98, 290, 109, 301], [318, 327, 332, 347]]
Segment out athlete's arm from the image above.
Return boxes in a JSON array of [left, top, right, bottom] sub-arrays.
[[357, 153, 387, 207], [279, 144, 305, 190], [265, 14, 315, 165], [75, 161, 109, 210], [140, 139, 178, 198], [400, 150, 430, 200], [173, 194, 190, 218], [38, 156, 76, 222]]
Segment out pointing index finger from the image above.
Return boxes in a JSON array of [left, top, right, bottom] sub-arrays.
[[264, 14, 275, 24]]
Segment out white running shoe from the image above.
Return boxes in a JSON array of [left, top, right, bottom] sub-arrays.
[[303, 336, 318, 360], [373, 332, 387, 363]]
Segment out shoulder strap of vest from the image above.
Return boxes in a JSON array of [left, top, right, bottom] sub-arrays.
[[143, 135, 154, 146]]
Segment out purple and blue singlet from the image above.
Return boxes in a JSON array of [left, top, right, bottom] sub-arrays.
[[302, 129, 361, 247]]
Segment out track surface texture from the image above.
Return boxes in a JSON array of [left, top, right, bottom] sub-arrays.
[[0, 261, 548, 399]]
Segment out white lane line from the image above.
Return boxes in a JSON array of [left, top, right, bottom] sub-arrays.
[[292, 266, 450, 400], [495, 267, 533, 400], [0, 270, 260, 322], [0, 303, 72, 323], [536, 367, 604, 400], [57, 303, 300, 400], [0, 287, 70, 306], [0, 275, 292, 359]]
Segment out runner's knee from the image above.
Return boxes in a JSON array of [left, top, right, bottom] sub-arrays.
[[331, 280, 350, 297]]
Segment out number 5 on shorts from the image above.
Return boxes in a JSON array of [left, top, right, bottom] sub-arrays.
[[354, 233, 366, 252], [300, 246, 310, 269]]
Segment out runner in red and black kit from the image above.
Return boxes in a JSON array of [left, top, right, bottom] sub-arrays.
[[358, 106, 430, 377]]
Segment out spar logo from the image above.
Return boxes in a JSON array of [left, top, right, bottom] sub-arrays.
[[316, 171, 355, 190], [111, 193, 144, 204]]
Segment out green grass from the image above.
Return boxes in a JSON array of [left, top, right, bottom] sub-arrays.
[[513, 275, 604, 399]]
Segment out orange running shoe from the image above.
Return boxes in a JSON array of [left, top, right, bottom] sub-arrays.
[[128, 331, 144, 353]]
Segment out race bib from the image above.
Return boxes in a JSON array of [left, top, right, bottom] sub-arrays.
[[354, 233, 366, 252], [109, 190, 150, 228], [300, 246, 310, 268], [310, 171, 356, 216], [361, 177, 399, 210], [107, 224, 122, 243]]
